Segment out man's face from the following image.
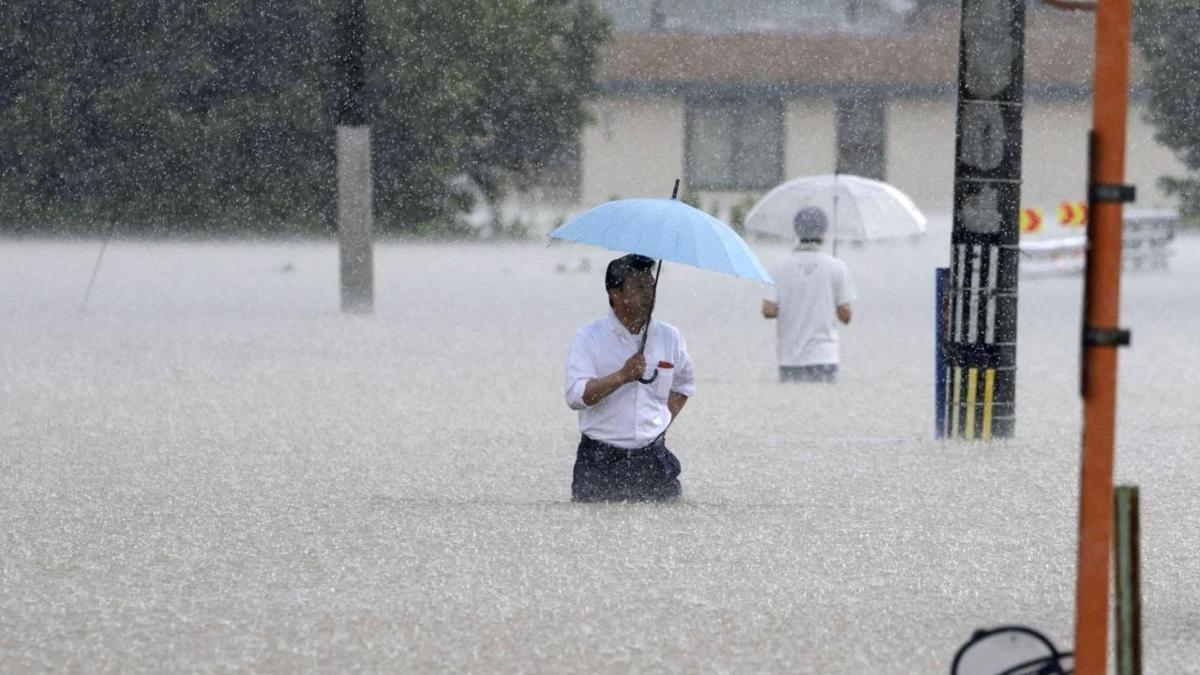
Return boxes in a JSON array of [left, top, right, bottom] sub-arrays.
[[610, 269, 655, 319]]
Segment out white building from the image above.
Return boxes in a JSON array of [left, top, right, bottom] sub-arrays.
[[508, 0, 1186, 231]]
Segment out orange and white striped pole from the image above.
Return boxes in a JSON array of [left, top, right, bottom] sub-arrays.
[[1074, 0, 1135, 671]]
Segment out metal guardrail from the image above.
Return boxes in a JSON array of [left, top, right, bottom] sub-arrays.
[[1019, 235, 1087, 276], [1018, 209, 1177, 276], [1122, 209, 1176, 271]]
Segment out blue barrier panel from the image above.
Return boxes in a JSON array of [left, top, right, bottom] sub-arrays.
[[935, 267, 950, 438]]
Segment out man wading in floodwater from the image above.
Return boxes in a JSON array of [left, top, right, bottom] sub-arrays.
[[564, 254, 695, 502], [762, 208, 855, 383]]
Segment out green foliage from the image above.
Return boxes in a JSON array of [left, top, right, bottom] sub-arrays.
[[368, 0, 608, 233], [1133, 0, 1200, 217], [1158, 176, 1200, 220], [0, 0, 609, 235], [492, 218, 531, 240], [0, 1, 335, 233], [677, 190, 701, 209]]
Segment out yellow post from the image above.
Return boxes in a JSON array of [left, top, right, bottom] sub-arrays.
[[964, 368, 978, 438], [982, 368, 996, 441]]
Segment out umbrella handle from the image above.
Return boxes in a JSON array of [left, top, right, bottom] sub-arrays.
[[638, 369, 659, 385]]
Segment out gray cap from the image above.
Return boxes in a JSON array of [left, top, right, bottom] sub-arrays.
[[793, 208, 828, 241]]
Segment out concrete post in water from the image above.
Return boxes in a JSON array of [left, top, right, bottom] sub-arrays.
[[944, 0, 1026, 439], [338, 126, 373, 312], [335, 0, 373, 313]]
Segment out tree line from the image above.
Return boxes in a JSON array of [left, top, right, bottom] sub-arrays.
[[1133, 0, 1200, 219], [0, 0, 609, 235]]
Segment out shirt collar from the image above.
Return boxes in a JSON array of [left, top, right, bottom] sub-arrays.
[[607, 309, 644, 340]]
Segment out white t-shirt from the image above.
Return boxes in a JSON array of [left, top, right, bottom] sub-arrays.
[[564, 311, 695, 449], [766, 248, 856, 367]]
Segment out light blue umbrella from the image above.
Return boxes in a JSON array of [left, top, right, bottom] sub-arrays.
[[548, 187, 772, 382], [548, 198, 773, 284]]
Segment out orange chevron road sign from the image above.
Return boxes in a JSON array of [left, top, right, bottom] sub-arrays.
[[1058, 201, 1088, 226], [1020, 207, 1044, 233]]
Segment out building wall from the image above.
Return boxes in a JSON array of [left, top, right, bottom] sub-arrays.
[[887, 97, 1103, 214], [1020, 100, 1090, 210], [576, 95, 841, 221], [784, 99, 838, 180], [1126, 103, 1189, 210], [886, 98, 957, 211], [581, 96, 685, 205], [534, 93, 1185, 235], [1017, 100, 1183, 212]]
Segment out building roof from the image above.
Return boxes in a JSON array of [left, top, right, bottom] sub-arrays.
[[596, 8, 1145, 96]]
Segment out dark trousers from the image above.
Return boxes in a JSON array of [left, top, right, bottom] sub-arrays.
[[780, 364, 838, 383], [571, 434, 682, 503]]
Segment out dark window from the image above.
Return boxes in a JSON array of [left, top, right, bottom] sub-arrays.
[[686, 98, 784, 191], [846, 0, 864, 23], [836, 96, 887, 179]]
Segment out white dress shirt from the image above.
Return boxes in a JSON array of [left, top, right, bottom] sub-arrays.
[[565, 310, 695, 449]]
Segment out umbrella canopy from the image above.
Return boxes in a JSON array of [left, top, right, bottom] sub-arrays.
[[745, 174, 927, 244], [548, 198, 773, 285]]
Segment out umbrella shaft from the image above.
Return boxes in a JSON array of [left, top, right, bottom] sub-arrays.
[[639, 260, 664, 353]]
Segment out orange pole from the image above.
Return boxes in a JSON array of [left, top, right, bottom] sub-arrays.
[[1074, 0, 1133, 672]]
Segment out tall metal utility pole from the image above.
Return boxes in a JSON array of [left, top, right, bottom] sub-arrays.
[[335, 0, 374, 313], [942, 0, 1026, 440], [1074, 0, 1136, 670]]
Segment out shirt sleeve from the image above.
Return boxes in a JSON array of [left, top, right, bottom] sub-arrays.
[[834, 261, 856, 305], [564, 331, 596, 410], [670, 330, 696, 397], [765, 262, 780, 303]]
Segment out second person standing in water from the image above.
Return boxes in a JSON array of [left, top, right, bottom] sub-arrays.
[[762, 208, 856, 383]]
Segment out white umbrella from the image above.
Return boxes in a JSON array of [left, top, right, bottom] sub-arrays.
[[744, 174, 927, 251]]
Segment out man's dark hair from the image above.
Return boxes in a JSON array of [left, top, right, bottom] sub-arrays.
[[605, 254, 656, 294], [793, 207, 828, 243]]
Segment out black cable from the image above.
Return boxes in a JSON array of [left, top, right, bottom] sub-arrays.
[[950, 625, 1074, 675]]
